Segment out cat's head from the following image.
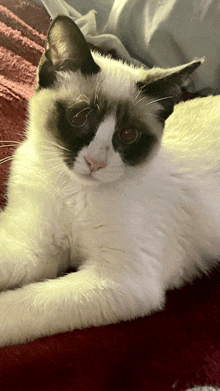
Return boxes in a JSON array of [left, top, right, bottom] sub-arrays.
[[29, 15, 202, 185]]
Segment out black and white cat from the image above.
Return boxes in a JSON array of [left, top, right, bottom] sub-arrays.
[[1, 15, 220, 347]]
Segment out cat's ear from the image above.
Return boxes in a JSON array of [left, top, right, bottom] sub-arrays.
[[137, 59, 203, 122], [38, 15, 100, 88]]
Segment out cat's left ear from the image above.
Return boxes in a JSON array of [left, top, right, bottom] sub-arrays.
[[137, 59, 203, 122], [38, 15, 100, 88]]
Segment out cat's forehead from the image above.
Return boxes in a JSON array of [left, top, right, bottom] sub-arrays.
[[54, 54, 146, 104], [52, 72, 161, 136]]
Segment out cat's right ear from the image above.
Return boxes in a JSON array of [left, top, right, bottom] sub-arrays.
[[37, 15, 100, 88], [137, 59, 203, 123]]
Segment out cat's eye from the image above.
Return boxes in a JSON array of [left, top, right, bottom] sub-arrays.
[[66, 106, 91, 128], [118, 128, 139, 144]]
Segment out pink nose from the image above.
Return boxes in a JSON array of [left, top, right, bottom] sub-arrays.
[[85, 156, 107, 172]]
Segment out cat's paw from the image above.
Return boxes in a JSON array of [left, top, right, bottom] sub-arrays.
[[0, 287, 33, 347]]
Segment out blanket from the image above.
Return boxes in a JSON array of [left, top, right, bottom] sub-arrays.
[[0, 1, 220, 390], [0, 0, 49, 205]]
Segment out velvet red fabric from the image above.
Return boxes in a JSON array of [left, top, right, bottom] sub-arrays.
[[0, 2, 220, 390]]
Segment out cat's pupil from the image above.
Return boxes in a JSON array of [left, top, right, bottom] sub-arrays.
[[119, 128, 139, 144], [66, 106, 91, 128]]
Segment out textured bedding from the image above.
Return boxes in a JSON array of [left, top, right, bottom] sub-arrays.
[[0, 0, 49, 205], [0, 1, 220, 390]]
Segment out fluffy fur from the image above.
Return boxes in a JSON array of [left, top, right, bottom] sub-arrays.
[[0, 16, 220, 347]]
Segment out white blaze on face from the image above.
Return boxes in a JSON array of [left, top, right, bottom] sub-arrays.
[[72, 115, 125, 183], [86, 115, 116, 162]]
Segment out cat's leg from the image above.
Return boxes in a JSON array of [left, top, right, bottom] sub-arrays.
[[0, 259, 165, 347], [0, 205, 68, 290]]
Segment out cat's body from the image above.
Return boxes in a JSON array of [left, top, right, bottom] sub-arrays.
[[0, 16, 220, 347]]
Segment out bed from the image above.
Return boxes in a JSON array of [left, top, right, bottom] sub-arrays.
[[0, 1, 220, 390]]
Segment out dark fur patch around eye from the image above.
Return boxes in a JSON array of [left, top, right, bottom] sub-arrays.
[[52, 103, 96, 167], [113, 128, 157, 165], [66, 105, 91, 128], [113, 103, 158, 165], [50, 100, 108, 167]]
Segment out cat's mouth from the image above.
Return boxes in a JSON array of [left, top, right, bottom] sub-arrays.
[[84, 173, 98, 181], [74, 168, 122, 185]]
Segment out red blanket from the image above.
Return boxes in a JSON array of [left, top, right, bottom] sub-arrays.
[[0, 1, 220, 390]]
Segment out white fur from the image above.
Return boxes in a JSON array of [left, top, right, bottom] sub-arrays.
[[0, 58, 220, 347]]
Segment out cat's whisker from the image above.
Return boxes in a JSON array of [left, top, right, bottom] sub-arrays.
[[45, 158, 64, 163], [75, 94, 90, 105], [48, 163, 66, 175], [39, 149, 61, 158], [0, 140, 20, 143], [94, 81, 102, 105], [44, 141, 71, 153], [134, 95, 149, 105], [86, 109, 94, 119], [143, 111, 160, 118], [72, 106, 93, 120], [0, 156, 13, 165], [44, 153, 62, 158], [135, 95, 172, 107], [42, 155, 63, 161], [0, 145, 19, 148], [145, 96, 173, 107], [41, 147, 63, 154], [134, 95, 150, 106], [56, 166, 69, 182], [50, 168, 69, 183], [134, 90, 142, 101], [41, 149, 59, 154], [137, 83, 146, 90]]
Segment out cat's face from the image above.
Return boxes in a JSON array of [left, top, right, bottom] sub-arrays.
[[29, 16, 202, 185]]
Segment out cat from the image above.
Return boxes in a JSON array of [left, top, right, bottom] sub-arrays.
[[0, 15, 220, 347]]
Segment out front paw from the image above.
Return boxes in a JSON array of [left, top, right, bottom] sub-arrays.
[[0, 287, 32, 347]]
